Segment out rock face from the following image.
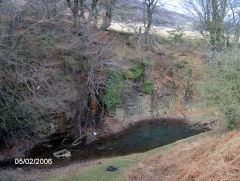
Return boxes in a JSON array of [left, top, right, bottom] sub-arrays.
[[113, 80, 175, 122], [111, 54, 181, 123]]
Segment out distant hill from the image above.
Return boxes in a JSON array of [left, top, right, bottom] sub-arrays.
[[153, 8, 193, 29], [115, 0, 193, 30]]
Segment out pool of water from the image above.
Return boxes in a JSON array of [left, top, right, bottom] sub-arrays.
[[26, 119, 203, 167]]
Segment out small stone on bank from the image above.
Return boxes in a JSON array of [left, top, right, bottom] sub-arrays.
[[16, 168, 22, 172], [106, 166, 118, 172]]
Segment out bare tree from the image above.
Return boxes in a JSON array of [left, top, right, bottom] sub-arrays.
[[182, 0, 229, 50], [143, 0, 158, 38], [229, 0, 240, 44], [0, 0, 115, 143], [41, 0, 57, 19], [87, 0, 99, 31], [66, 0, 80, 27], [100, 0, 117, 30], [79, 0, 85, 20]]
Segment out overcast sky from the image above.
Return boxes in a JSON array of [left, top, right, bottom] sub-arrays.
[[162, 0, 184, 14]]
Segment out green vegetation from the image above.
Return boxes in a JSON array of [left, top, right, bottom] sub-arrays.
[[195, 49, 240, 130], [185, 79, 194, 97], [197, 50, 240, 106], [124, 59, 151, 80], [104, 59, 153, 112], [175, 62, 185, 69], [168, 52, 175, 57], [125, 65, 143, 80], [223, 107, 239, 130], [142, 79, 153, 94], [188, 68, 193, 76], [124, 59, 153, 95], [175, 60, 188, 69], [41, 30, 56, 49], [168, 27, 184, 43], [104, 72, 125, 111], [141, 59, 150, 66]]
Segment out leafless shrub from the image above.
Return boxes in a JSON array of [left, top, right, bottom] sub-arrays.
[[0, 0, 117, 143]]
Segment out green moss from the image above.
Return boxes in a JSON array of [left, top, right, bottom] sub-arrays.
[[124, 61, 152, 94], [104, 72, 124, 112], [125, 65, 143, 80], [181, 60, 188, 64], [185, 79, 194, 97], [124, 59, 151, 80], [175, 62, 185, 69], [142, 80, 153, 94], [188, 69, 193, 76], [141, 59, 150, 66], [223, 107, 239, 130]]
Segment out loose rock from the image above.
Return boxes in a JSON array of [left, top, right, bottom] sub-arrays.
[[106, 166, 118, 172]]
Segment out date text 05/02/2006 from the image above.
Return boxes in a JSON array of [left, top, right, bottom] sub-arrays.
[[15, 158, 52, 165]]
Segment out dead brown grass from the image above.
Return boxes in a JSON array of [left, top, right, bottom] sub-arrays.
[[124, 131, 240, 181]]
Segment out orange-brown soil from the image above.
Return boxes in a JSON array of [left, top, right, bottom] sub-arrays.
[[124, 130, 240, 181]]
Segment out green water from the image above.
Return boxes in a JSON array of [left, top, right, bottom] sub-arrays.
[[27, 120, 203, 167], [101, 120, 202, 154]]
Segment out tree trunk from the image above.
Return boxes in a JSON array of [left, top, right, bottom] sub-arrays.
[[73, 0, 79, 27], [144, 8, 152, 38], [52, 0, 57, 17], [87, 0, 98, 32], [66, 0, 80, 28], [93, 5, 98, 25], [143, 0, 158, 40], [79, 0, 85, 20], [73, 13, 79, 28], [234, 26, 240, 44], [100, 0, 116, 30]]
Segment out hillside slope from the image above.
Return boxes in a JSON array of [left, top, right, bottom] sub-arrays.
[[125, 131, 240, 181]]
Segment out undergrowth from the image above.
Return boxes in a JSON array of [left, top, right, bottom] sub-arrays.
[[142, 79, 153, 94], [168, 27, 184, 43], [104, 71, 125, 112], [195, 48, 240, 130], [124, 65, 143, 80], [105, 60, 152, 112]]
